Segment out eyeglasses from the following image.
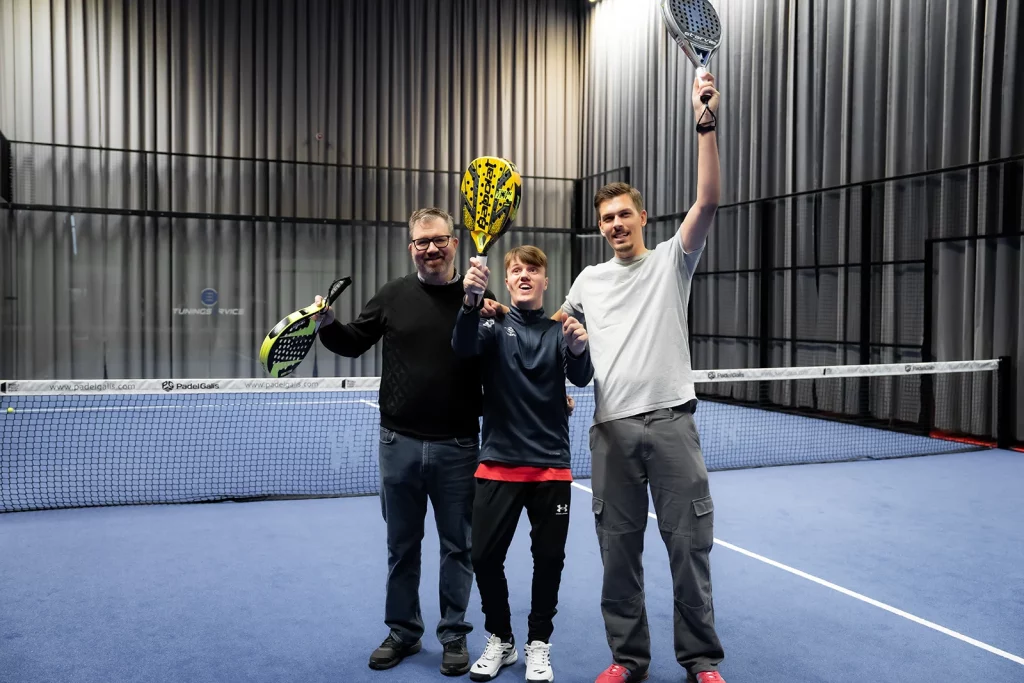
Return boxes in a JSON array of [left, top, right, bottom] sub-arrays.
[[411, 235, 452, 250]]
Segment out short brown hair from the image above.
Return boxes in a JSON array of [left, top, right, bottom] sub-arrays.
[[504, 245, 547, 273], [408, 207, 454, 238], [593, 182, 645, 221]]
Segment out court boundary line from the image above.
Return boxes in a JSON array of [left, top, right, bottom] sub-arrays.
[[569, 481, 1024, 667]]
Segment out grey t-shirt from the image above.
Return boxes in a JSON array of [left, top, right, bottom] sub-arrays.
[[561, 230, 703, 425]]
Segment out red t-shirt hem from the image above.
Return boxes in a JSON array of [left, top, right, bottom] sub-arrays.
[[474, 462, 573, 482]]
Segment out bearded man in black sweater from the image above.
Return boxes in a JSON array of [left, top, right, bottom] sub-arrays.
[[313, 207, 497, 677]]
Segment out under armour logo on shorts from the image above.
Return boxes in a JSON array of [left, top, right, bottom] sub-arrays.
[[555, 504, 568, 515]]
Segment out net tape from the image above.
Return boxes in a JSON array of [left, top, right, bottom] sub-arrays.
[[0, 360, 1001, 396]]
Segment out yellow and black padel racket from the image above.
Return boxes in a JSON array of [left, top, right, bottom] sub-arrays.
[[259, 276, 352, 378], [460, 156, 522, 268]]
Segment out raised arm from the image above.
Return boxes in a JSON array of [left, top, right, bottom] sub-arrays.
[[452, 258, 496, 358], [680, 72, 721, 254]]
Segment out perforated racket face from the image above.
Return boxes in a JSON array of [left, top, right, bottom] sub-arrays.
[[666, 0, 720, 44], [460, 156, 522, 256], [264, 319, 316, 377], [661, 0, 721, 69], [261, 276, 353, 378]]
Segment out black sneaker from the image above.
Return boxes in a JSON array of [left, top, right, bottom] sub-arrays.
[[441, 636, 471, 676], [368, 633, 422, 670]]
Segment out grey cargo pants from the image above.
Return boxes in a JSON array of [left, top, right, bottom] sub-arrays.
[[589, 401, 724, 677]]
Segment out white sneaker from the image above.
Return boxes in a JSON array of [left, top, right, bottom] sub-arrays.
[[524, 641, 553, 682], [469, 634, 518, 681]]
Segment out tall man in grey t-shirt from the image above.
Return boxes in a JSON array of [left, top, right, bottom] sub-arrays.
[[562, 74, 726, 683]]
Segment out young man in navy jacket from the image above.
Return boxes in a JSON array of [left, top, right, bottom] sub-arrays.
[[452, 246, 593, 683]]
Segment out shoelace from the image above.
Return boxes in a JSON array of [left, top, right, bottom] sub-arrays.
[[526, 643, 551, 669], [607, 664, 628, 677], [480, 635, 507, 663], [696, 673, 724, 683]]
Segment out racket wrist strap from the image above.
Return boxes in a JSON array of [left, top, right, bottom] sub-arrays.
[[696, 105, 717, 134]]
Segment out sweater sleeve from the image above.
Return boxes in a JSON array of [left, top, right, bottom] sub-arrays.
[[317, 289, 386, 358]]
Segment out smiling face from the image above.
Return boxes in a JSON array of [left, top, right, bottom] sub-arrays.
[[504, 246, 549, 311], [594, 183, 648, 260], [407, 209, 457, 283]]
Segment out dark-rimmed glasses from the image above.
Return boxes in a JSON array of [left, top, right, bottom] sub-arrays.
[[411, 235, 452, 250]]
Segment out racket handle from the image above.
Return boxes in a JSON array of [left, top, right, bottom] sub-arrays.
[[696, 66, 712, 103], [467, 255, 488, 302]]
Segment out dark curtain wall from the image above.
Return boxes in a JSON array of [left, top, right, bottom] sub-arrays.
[[580, 0, 1023, 438], [0, 0, 584, 380], [580, 0, 1023, 362], [582, 0, 1021, 206]]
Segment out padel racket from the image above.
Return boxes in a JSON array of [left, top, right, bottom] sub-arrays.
[[460, 156, 522, 268], [259, 276, 352, 378], [660, 0, 722, 99]]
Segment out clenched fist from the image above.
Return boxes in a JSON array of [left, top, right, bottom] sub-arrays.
[[692, 71, 720, 128], [464, 257, 489, 307], [560, 311, 588, 357], [312, 294, 335, 326]]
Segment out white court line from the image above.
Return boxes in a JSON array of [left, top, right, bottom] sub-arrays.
[[569, 481, 1024, 666]]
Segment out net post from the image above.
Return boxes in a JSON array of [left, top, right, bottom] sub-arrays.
[[997, 355, 1015, 450], [758, 198, 774, 401], [788, 197, 797, 369], [919, 239, 936, 432], [858, 184, 874, 416]]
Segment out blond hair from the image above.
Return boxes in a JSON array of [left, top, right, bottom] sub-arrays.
[[504, 245, 547, 272]]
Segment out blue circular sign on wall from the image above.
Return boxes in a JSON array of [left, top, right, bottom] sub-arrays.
[[200, 288, 219, 307]]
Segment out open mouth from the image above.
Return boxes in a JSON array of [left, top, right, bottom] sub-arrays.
[[611, 231, 630, 242], [517, 282, 533, 292]]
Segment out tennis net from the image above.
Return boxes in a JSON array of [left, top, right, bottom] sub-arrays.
[[0, 359, 1010, 512]]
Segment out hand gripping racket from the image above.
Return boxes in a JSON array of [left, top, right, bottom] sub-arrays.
[[460, 156, 522, 269], [660, 0, 722, 99], [259, 276, 352, 378]]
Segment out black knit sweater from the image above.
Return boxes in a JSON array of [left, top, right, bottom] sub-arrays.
[[318, 272, 495, 440]]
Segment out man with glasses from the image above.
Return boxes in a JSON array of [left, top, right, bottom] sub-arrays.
[[313, 207, 497, 677]]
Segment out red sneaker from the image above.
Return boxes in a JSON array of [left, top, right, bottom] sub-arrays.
[[595, 663, 648, 682], [691, 672, 726, 683]]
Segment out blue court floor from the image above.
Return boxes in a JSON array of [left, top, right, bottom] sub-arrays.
[[1, 450, 1021, 683]]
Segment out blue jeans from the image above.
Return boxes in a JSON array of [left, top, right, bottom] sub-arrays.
[[377, 426, 478, 645]]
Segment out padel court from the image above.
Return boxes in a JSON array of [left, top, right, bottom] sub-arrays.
[[2, 363, 1022, 682], [3, 0, 1023, 682]]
